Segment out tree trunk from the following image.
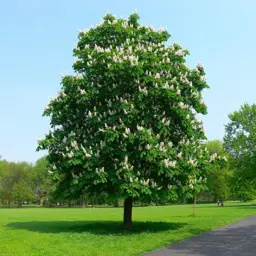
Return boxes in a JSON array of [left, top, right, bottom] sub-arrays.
[[17, 201, 22, 208], [114, 199, 119, 207], [82, 196, 85, 208], [123, 197, 133, 229], [192, 195, 196, 216], [86, 195, 88, 207]]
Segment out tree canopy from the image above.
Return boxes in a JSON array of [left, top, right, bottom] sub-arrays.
[[224, 103, 256, 181], [38, 13, 224, 228], [224, 103, 256, 200]]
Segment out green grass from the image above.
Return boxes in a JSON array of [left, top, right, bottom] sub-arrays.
[[0, 202, 255, 256]]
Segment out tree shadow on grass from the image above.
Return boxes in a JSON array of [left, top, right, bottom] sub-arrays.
[[6, 221, 186, 236]]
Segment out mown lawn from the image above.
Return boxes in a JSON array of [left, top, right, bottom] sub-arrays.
[[0, 202, 255, 256]]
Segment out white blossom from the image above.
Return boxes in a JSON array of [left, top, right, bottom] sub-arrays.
[[85, 153, 91, 158], [37, 137, 43, 143], [175, 49, 184, 56], [67, 152, 74, 158], [137, 125, 144, 131], [125, 127, 130, 134], [163, 159, 176, 168], [177, 152, 182, 159], [189, 184, 194, 189], [146, 144, 151, 150], [155, 73, 160, 79]]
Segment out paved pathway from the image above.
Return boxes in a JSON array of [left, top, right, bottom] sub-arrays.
[[143, 215, 256, 256]]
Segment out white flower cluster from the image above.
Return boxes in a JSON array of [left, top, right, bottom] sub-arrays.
[[161, 117, 171, 126], [120, 155, 134, 171], [78, 87, 86, 95], [158, 142, 167, 152], [96, 167, 105, 174], [177, 152, 182, 159], [178, 101, 190, 109], [138, 86, 148, 94], [141, 179, 150, 185], [145, 144, 151, 150], [175, 49, 185, 57], [71, 140, 79, 151], [67, 151, 74, 159], [209, 153, 218, 162], [137, 125, 144, 131], [163, 158, 176, 168], [81, 145, 92, 158], [162, 82, 174, 90], [188, 158, 197, 167], [113, 54, 139, 66]]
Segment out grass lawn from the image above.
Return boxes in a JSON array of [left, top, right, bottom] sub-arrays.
[[0, 202, 255, 256]]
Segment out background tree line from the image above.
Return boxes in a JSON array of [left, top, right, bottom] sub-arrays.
[[1, 139, 255, 208]]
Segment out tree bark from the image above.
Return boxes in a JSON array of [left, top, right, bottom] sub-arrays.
[[114, 199, 119, 207], [82, 196, 85, 208], [192, 195, 196, 216], [86, 195, 88, 207], [123, 197, 133, 229]]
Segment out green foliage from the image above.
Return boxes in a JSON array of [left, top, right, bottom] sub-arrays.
[[231, 178, 256, 202], [224, 103, 256, 200], [12, 181, 35, 202], [32, 156, 56, 203], [202, 140, 232, 201], [38, 13, 224, 203], [0, 157, 55, 207], [207, 168, 232, 201], [0, 161, 33, 205], [224, 103, 256, 181], [206, 140, 224, 155]]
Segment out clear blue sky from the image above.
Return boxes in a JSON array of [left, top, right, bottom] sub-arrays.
[[1, 0, 256, 163]]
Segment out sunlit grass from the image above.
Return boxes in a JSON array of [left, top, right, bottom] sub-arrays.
[[0, 201, 255, 256]]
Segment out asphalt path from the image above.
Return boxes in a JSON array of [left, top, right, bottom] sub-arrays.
[[143, 215, 256, 256]]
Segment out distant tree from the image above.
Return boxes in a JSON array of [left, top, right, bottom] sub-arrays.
[[205, 140, 231, 203], [38, 13, 225, 228], [224, 103, 256, 200], [231, 179, 256, 202], [0, 162, 34, 207], [12, 181, 35, 207], [207, 168, 232, 202], [206, 140, 224, 155], [224, 103, 256, 181], [32, 156, 55, 205], [0, 160, 11, 206]]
